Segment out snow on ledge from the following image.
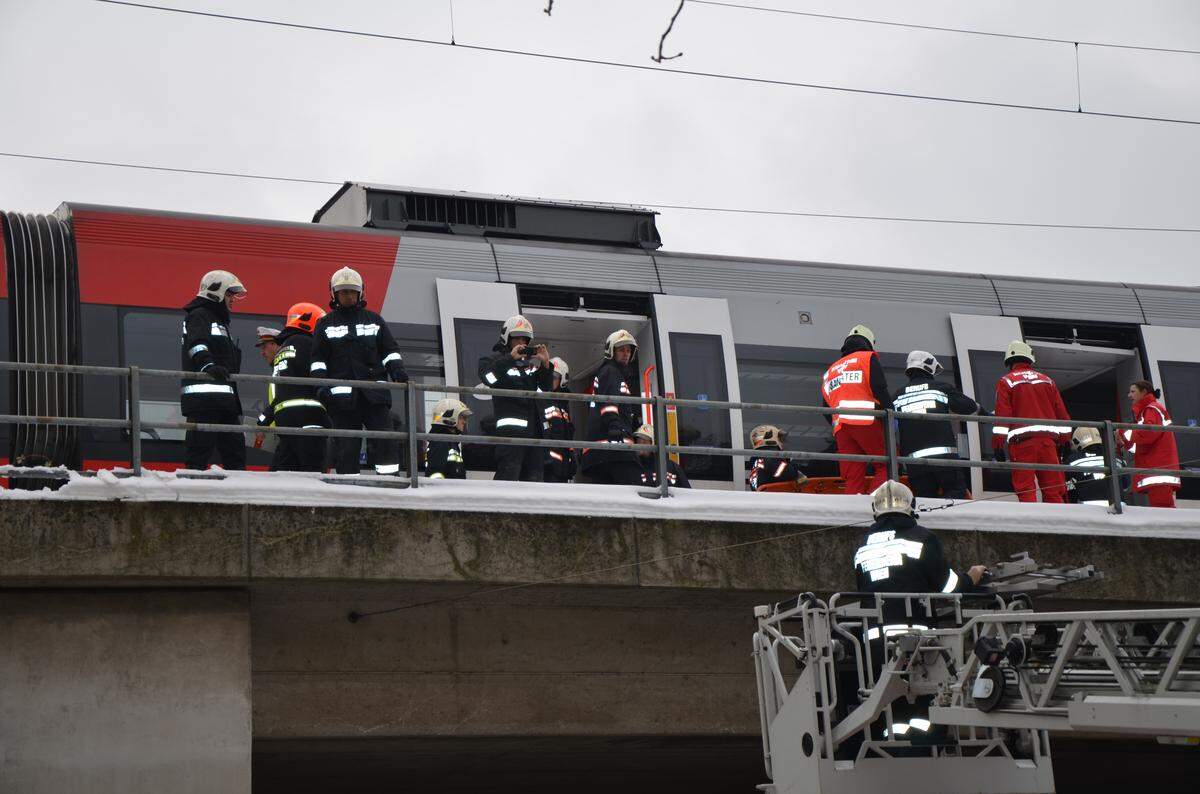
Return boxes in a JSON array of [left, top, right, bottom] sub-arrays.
[[2, 468, 1198, 540]]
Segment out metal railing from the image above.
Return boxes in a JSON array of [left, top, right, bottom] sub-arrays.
[[1, 359, 1198, 513]]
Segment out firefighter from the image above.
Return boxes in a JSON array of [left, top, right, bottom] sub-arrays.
[[180, 269, 247, 471], [310, 267, 408, 475], [258, 304, 329, 472], [747, 425, 807, 492], [1064, 427, 1119, 506], [853, 481, 987, 603], [543, 356, 577, 483], [819, 324, 890, 495], [425, 398, 471, 480], [1123, 380, 1181, 508], [580, 330, 643, 484], [992, 341, 1072, 503], [478, 315, 554, 481], [633, 423, 691, 489], [892, 351, 980, 500]]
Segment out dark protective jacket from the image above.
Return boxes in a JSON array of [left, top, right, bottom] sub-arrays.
[[424, 424, 466, 479], [854, 513, 971, 596], [748, 453, 804, 491], [818, 335, 890, 429], [543, 386, 577, 480], [180, 296, 242, 416], [310, 301, 407, 410], [637, 455, 691, 489], [258, 328, 329, 429], [891, 372, 979, 459], [582, 359, 642, 471], [1065, 444, 1122, 504], [478, 344, 555, 438]]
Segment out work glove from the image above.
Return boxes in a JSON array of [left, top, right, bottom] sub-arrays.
[[387, 363, 409, 383], [202, 364, 229, 382]]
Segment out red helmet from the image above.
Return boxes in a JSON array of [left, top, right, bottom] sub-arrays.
[[285, 302, 326, 333]]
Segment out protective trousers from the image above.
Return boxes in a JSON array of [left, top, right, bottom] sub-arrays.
[[184, 409, 246, 471], [906, 455, 968, 499], [835, 424, 886, 495], [270, 435, 327, 473], [493, 441, 544, 482], [1144, 485, 1177, 508], [329, 399, 398, 475], [1008, 436, 1065, 503]]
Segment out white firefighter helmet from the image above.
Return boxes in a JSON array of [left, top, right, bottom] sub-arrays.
[[501, 315, 534, 345], [750, 424, 786, 449], [432, 398, 472, 427], [330, 267, 364, 298], [1004, 340, 1036, 365], [871, 479, 915, 518], [197, 270, 246, 302], [550, 356, 570, 383], [847, 324, 876, 347], [604, 329, 638, 359], [633, 423, 655, 442], [1071, 427, 1102, 451], [906, 350, 943, 377]]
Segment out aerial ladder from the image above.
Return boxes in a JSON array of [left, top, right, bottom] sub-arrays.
[[752, 554, 1200, 794]]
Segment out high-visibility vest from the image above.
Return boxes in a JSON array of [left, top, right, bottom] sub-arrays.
[[821, 351, 878, 432]]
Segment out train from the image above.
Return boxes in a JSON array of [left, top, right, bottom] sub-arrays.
[[3, 182, 1199, 495]]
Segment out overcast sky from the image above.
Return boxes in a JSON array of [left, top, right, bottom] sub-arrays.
[[2, 0, 1199, 285]]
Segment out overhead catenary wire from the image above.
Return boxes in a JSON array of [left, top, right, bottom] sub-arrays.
[[5, 150, 1200, 235], [89, 0, 1200, 127], [688, 0, 1200, 56]]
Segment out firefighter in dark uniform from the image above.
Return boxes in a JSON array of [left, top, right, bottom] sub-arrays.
[[543, 356, 577, 483], [258, 302, 329, 472], [425, 398, 472, 480], [633, 423, 691, 488], [1064, 427, 1123, 506], [310, 267, 408, 475], [181, 269, 247, 470], [892, 351, 981, 499], [580, 330, 643, 484], [478, 315, 554, 481], [747, 424, 807, 492]]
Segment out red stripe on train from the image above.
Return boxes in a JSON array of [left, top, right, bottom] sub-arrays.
[[70, 209, 399, 314]]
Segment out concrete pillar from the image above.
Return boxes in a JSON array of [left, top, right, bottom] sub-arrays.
[[0, 590, 251, 794]]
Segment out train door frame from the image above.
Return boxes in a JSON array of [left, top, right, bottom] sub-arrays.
[[949, 313, 1023, 497], [651, 294, 744, 490]]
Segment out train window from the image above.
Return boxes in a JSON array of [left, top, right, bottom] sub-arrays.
[[669, 332, 732, 480], [1157, 361, 1200, 500]]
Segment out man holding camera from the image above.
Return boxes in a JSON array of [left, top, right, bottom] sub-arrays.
[[479, 314, 555, 481]]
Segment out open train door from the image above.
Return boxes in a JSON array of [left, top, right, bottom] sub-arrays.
[[652, 295, 743, 489], [949, 314, 1023, 497], [435, 279, 520, 440], [1139, 325, 1200, 500]]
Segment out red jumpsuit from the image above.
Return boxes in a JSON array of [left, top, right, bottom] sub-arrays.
[[1123, 393, 1180, 508], [993, 362, 1072, 503], [821, 348, 889, 495]]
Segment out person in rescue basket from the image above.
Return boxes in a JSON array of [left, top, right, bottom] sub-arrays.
[[747, 425, 807, 492], [819, 324, 890, 495], [181, 269, 247, 471], [892, 351, 981, 499], [258, 303, 330, 472], [633, 423, 690, 488], [425, 398, 472, 480], [992, 341, 1071, 503], [543, 356, 577, 483], [310, 267, 408, 475], [1064, 427, 1122, 506], [478, 315, 554, 481], [580, 330, 643, 484], [1122, 380, 1181, 508]]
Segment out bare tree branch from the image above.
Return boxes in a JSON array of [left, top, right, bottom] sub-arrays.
[[651, 0, 686, 62], [544, 0, 553, 16]]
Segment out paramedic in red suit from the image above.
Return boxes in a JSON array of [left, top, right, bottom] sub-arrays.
[[1123, 380, 1180, 508], [992, 341, 1072, 503], [819, 325, 890, 495]]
